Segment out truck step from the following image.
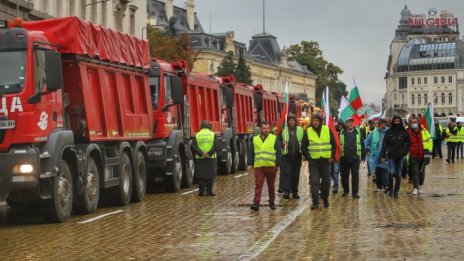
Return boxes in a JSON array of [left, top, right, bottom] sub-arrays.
[[40, 172, 54, 179], [40, 152, 51, 159]]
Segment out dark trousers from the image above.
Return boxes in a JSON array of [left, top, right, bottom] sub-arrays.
[[388, 158, 404, 193], [375, 167, 389, 189], [457, 142, 463, 158], [198, 178, 214, 194], [340, 158, 360, 196], [280, 155, 302, 194], [409, 157, 425, 189], [432, 139, 443, 158], [309, 159, 330, 205], [253, 167, 277, 205], [447, 142, 457, 161]]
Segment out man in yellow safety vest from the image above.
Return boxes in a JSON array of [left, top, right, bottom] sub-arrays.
[[301, 113, 337, 210], [248, 121, 282, 211]]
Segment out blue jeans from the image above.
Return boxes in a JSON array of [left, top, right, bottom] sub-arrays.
[[388, 158, 404, 193], [331, 161, 340, 191]]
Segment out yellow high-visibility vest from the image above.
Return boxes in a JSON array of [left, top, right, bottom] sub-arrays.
[[307, 125, 331, 159], [253, 134, 277, 168], [195, 128, 216, 159]]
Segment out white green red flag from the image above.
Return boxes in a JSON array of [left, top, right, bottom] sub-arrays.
[[421, 102, 435, 139], [322, 87, 340, 160], [348, 85, 363, 112], [276, 81, 289, 137], [339, 96, 362, 127]]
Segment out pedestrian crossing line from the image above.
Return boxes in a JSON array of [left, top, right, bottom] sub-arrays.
[[236, 199, 309, 261], [182, 188, 199, 195], [77, 209, 124, 224]]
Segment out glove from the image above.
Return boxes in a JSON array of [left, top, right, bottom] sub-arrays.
[[424, 150, 431, 165]]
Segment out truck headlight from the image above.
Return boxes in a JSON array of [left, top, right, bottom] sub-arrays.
[[148, 147, 164, 157], [13, 164, 34, 174]]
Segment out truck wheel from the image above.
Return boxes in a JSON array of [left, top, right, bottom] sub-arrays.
[[181, 157, 194, 188], [116, 153, 133, 206], [132, 151, 147, 202], [221, 147, 232, 175], [77, 157, 99, 214], [232, 143, 240, 174], [165, 152, 182, 192], [238, 139, 248, 171], [40, 160, 73, 223]]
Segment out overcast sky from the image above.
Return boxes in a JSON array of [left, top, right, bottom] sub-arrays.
[[174, 0, 464, 105]]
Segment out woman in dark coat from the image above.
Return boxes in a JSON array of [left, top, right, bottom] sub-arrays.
[[192, 121, 219, 196]]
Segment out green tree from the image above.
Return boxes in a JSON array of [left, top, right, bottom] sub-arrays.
[[288, 41, 346, 112], [235, 53, 253, 85], [216, 51, 236, 77]]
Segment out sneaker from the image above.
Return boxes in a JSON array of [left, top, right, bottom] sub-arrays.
[[311, 204, 319, 210], [419, 186, 424, 194], [332, 188, 338, 194], [292, 193, 300, 199], [412, 188, 418, 195], [376, 188, 383, 192], [323, 200, 329, 208], [269, 203, 276, 210], [283, 192, 290, 199], [341, 193, 349, 197], [446, 159, 450, 163], [353, 194, 360, 199], [250, 204, 259, 211]]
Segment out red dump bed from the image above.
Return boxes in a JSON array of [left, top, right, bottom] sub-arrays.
[[63, 58, 153, 141], [23, 16, 150, 68], [187, 75, 222, 136], [233, 83, 255, 135], [262, 92, 280, 129]]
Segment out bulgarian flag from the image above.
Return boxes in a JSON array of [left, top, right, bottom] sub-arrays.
[[339, 96, 362, 127], [421, 102, 435, 138], [276, 82, 289, 137], [322, 87, 341, 160], [348, 84, 363, 112]]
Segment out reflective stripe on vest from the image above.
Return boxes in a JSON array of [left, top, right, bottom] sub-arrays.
[[253, 134, 277, 168], [340, 129, 362, 158], [282, 126, 304, 155], [195, 128, 216, 159], [446, 127, 459, 143], [307, 125, 331, 159], [421, 129, 433, 152]]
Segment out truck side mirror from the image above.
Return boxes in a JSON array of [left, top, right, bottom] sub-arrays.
[[45, 50, 63, 91], [171, 76, 183, 104], [224, 87, 233, 109]]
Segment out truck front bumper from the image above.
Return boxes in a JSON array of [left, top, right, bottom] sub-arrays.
[[0, 146, 39, 202]]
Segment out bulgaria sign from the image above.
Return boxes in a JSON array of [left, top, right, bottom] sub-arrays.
[[408, 8, 458, 30]]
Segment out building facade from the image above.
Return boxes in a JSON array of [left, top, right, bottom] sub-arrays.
[[385, 6, 464, 116], [148, 0, 317, 103], [1, 0, 147, 38]]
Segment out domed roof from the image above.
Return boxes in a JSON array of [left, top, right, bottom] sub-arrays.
[[401, 5, 411, 21]]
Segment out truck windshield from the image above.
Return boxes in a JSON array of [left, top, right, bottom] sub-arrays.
[[0, 51, 26, 94], [150, 76, 160, 109]]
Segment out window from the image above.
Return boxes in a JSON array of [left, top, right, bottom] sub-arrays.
[[449, 76, 453, 83], [424, 77, 428, 84], [434, 76, 438, 84], [449, 93, 453, 104], [418, 94, 421, 105], [69, 0, 75, 16], [424, 94, 428, 104], [401, 95, 405, 105], [434, 93, 438, 104], [164, 75, 172, 105], [150, 77, 160, 109], [129, 5, 138, 35], [441, 93, 445, 104], [418, 78, 421, 85], [399, 77, 408, 89], [0, 51, 26, 94], [441, 76, 445, 83], [411, 78, 415, 85], [34, 49, 46, 92], [411, 94, 415, 105]]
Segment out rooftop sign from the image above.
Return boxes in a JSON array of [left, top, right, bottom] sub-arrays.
[[408, 8, 459, 32]]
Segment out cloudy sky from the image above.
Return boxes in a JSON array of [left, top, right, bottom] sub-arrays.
[[174, 0, 464, 104]]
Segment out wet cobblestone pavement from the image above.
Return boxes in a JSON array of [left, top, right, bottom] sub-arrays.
[[1, 157, 463, 260]]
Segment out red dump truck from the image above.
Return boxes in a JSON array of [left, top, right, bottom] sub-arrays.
[[0, 17, 158, 222]]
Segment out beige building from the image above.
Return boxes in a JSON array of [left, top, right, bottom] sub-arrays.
[[148, 0, 316, 103], [25, 0, 147, 38], [385, 6, 464, 116]]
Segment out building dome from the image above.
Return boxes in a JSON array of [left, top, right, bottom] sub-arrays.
[[401, 5, 411, 21]]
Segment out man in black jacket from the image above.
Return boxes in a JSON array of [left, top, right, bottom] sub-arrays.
[[380, 115, 410, 198], [301, 114, 337, 210]]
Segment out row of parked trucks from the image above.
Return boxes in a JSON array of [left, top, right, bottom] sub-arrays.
[[0, 17, 304, 222]]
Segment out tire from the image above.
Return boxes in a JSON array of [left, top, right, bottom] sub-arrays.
[[76, 157, 100, 214], [116, 153, 133, 206], [131, 151, 147, 202], [220, 146, 232, 175], [164, 151, 182, 192], [181, 156, 194, 188], [238, 139, 248, 171], [231, 142, 240, 174], [40, 160, 73, 223]]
